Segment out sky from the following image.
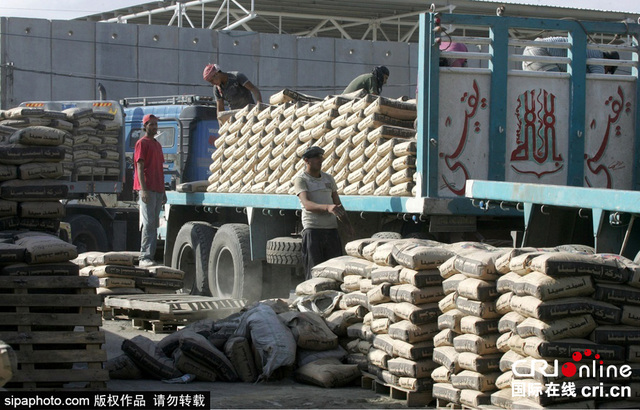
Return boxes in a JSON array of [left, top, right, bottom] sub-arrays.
[[0, 0, 639, 20]]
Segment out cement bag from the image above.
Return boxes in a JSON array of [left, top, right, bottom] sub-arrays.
[[372, 240, 408, 266], [460, 316, 499, 336], [311, 255, 364, 281], [234, 304, 296, 380], [367, 282, 392, 305], [453, 249, 505, 280], [324, 306, 366, 336], [432, 347, 460, 373], [522, 337, 625, 361], [4, 107, 45, 119], [529, 252, 628, 283], [622, 305, 640, 326], [295, 277, 340, 295], [434, 328, 456, 348], [594, 283, 640, 307], [370, 318, 391, 334], [346, 323, 373, 341], [457, 352, 501, 374], [345, 258, 378, 278], [460, 390, 493, 408], [172, 349, 217, 382], [399, 267, 443, 287], [433, 383, 462, 404], [341, 275, 361, 293], [176, 180, 209, 193], [179, 330, 238, 381], [516, 315, 597, 341], [438, 292, 458, 314], [372, 334, 395, 356], [368, 348, 390, 369], [393, 302, 439, 325], [279, 311, 338, 351], [500, 350, 525, 373], [15, 234, 77, 264], [370, 303, 398, 322], [509, 295, 594, 321], [339, 290, 369, 309], [439, 256, 459, 279], [389, 284, 445, 305], [458, 277, 499, 302], [0, 165, 17, 182], [148, 265, 185, 280], [392, 243, 454, 270], [490, 389, 515, 409], [496, 292, 514, 315], [513, 272, 594, 301], [122, 335, 182, 380], [438, 308, 465, 333], [104, 354, 144, 380], [590, 325, 640, 345], [451, 370, 500, 392], [371, 266, 402, 285], [1, 179, 68, 200], [9, 126, 67, 146], [456, 296, 500, 319], [363, 97, 417, 121], [224, 337, 258, 383], [506, 333, 527, 356], [495, 371, 513, 390], [497, 272, 521, 294], [99, 277, 135, 288], [295, 358, 360, 388], [495, 247, 555, 274], [380, 370, 400, 386], [391, 339, 434, 361], [453, 333, 501, 355], [0, 243, 26, 264], [508, 251, 548, 275], [19, 201, 64, 218], [432, 366, 451, 383], [388, 320, 439, 343], [387, 357, 437, 379], [346, 353, 368, 372], [499, 311, 527, 333], [0, 199, 17, 218], [443, 273, 466, 295], [84, 251, 135, 267]]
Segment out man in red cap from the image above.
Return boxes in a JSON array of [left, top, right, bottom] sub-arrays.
[[133, 114, 166, 267], [203, 63, 262, 113]]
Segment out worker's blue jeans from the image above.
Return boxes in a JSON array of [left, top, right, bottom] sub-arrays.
[[138, 191, 164, 261]]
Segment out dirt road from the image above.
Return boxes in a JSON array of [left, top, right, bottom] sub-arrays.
[[101, 320, 406, 409]]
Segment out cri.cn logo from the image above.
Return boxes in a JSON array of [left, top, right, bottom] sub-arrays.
[[513, 349, 633, 379]]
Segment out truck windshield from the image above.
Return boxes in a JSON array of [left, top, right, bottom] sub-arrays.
[[129, 127, 176, 148]]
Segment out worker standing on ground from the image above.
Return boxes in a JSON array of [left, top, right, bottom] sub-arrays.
[[134, 114, 166, 268], [203, 63, 263, 113], [294, 146, 352, 280], [522, 36, 619, 73], [343, 65, 390, 96]]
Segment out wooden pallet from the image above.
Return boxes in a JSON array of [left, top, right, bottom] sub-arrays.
[[102, 294, 246, 323], [0, 276, 107, 390], [361, 372, 433, 407]]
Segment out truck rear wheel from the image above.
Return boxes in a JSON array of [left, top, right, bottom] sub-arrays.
[[208, 224, 262, 302], [266, 237, 303, 266], [171, 222, 215, 295], [66, 214, 108, 253]]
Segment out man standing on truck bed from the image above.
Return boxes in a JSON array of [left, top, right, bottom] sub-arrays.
[[203, 63, 263, 112], [343, 65, 390, 96], [522, 36, 619, 73], [134, 114, 166, 268], [294, 146, 351, 280]]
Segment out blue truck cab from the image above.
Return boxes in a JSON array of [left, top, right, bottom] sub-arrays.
[[121, 95, 219, 190]]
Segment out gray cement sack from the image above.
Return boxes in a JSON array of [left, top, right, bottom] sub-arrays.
[[223, 337, 258, 383], [621, 305, 640, 326], [311, 255, 363, 282], [85, 251, 135, 267], [148, 265, 185, 280], [460, 389, 493, 408], [362, 239, 393, 261], [0, 242, 25, 264], [496, 292, 514, 315], [506, 333, 527, 356], [345, 238, 376, 258], [499, 311, 527, 333], [453, 250, 506, 280], [346, 353, 368, 372], [359, 278, 374, 293], [453, 333, 500, 355], [438, 308, 465, 333], [325, 306, 366, 336], [495, 371, 513, 390], [457, 352, 502, 373], [83, 264, 151, 278], [391, 338, 434, 361], [439, 256, 459, 279], [1, 179, 68, 200], [522, 337, 625, 361], [279, 311, 338, 351], [0, 145, 65, 166], [432, 366, 451, 383], [497, 271, 522, 294], [0, 199, 17, 216], [628, 345, 640, 363], [392, 244, 454, 270], [458, 277, 499, 301], [455, 296, 500, 319], [345, 259, 378, 278], [388, 320, 440, 343], [339, 290, 369, 309], [295, 358, 361, 388], [387, 357, 437, 378], [371, 266, 402, 285], [370, 318, 391, 334], [397, 376, 433, 393], [509, 295, 595, 321], [18, 162, 63, 180], [399, 267, 443, 287], [496, 248, 556, 274], [2, 262, 79, 276], [380, 370, 399, 386], [105, 354, 144, 380], [10, 126, 67, 146], [516, 314, 597, 341], [490, 388, 515, 409], [372, 334, 395, 356], [293, 290, 344, 318], [432, 346, 460, 373], [512, 272, 594, 301], [370, 303, 398, 322], [496, 331, 513, 353], [296, 345, 347, 368], [389, 284, 445, 305], [509, 251, 548, 275], [346, 323, 373, 342], [529, 252, 628, 283], [443, 273, 467, 295], [367, 283, 392, 305], [341, 275, 362, 293], [15, 234, 77, 264], [433, 382, 462, 404], [460, 316, 500, 335], [0, 165, 17, 182], [590, 325, 640, 345], [356, 340, 372, 355], [500, 350, 525, 373], [438, 292, 458, 313], [99, 277, 135, 288], [451, 370, 500, 392], [434, 329, 456, 348], [295, 278, 340, 295], [122, 335, 182, 380], [368, 348, 390, 369], [594, 283, 640, 307], [179, 330, 238, 382], [392, 302, 439, 325]]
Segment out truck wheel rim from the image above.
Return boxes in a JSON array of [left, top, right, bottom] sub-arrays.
[[176, 245, 195, 293], [215, 246, 235, 297]]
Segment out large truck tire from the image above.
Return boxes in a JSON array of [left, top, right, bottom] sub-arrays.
[[208, 224, 262, 303], [371, 231, 402, 240], [171, 221, 215, 295], [66, 214, 108, 253], [266, 237, 303, 266]]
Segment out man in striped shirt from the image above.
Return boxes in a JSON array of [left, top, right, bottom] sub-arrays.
[[522, 36, 619, 74]]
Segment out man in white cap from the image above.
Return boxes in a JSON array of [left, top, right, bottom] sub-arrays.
[[294, 146, 350, 279], [202, 63, 262, 113]]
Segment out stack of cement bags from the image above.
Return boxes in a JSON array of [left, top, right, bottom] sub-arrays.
[[0, 231, 79, 277], [207, 92, 417, 197], [72, 251, 184, 295]]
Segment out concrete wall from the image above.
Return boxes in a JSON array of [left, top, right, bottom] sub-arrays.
[[0, 17, 416, 109]]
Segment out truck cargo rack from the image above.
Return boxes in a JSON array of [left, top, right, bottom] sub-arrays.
[[120, 95, 216, 107]]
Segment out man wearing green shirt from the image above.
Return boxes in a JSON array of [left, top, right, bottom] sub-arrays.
[[343, 66, 390, 95]]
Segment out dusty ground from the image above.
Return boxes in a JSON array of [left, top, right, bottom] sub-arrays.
[[101, 319, 408, 409]]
